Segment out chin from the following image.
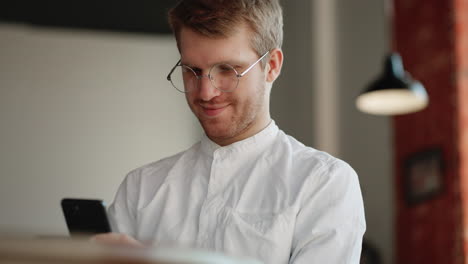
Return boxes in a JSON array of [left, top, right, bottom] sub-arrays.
[[201, 121, 234, 139]]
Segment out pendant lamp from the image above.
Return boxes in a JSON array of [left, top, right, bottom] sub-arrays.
[[356, 53, 428, 115], [356, 0, 429, 116]]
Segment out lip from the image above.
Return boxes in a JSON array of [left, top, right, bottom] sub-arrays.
[[200, 104, 229, 117]]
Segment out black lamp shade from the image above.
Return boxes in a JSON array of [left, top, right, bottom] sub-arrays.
[[356, 53, 428, 115]]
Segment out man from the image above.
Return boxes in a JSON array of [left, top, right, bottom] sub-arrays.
[[96, 0, 366, 263]]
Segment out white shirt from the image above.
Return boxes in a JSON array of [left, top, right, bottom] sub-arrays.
[[108, 121, 366, 264]]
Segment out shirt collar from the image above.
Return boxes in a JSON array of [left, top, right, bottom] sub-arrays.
[[200, 120, 279, 158]]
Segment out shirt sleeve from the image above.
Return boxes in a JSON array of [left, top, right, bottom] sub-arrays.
[[290, 160, 366, 264], [107, 170, 140, 237]]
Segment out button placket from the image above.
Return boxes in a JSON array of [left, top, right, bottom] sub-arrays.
[[203, 149, 231, 244], [197, 151, 223, 245], [210, 152, 223, 198]]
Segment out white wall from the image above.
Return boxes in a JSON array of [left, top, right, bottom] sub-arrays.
[[0, 23, 201, 236]]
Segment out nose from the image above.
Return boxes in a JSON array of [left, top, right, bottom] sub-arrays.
[[197, 74, 221, 101]]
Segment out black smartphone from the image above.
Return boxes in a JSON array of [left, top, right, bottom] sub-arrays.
[[61, 198, 112, 237]]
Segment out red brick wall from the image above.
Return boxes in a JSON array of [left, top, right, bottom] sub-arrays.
[[393, 0, 464, 263], [456, 0, 468, 261]]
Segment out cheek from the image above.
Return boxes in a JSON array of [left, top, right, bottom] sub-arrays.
[[185, 94, 192, 106], [185, 92, 200, 103], [240, 75, 265, 100], [185, 94, 198, 113]]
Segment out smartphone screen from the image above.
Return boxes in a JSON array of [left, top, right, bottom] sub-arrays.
[[61, 198, 112, 237]]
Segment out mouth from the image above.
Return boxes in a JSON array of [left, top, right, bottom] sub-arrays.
[[200, 104, 229, 117]]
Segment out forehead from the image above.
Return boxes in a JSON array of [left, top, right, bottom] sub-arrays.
[[178, 25, 257, 67]]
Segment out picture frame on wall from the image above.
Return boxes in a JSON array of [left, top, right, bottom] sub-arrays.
[[404, 148, 444, 206]]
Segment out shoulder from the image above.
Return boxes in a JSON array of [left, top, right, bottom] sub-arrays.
[[123, 142, 201, 187], [273, 130, 358, 186], [275, 130, 352, 169], [113, 142, 202, 211]]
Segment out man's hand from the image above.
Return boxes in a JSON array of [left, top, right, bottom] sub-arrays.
[[91, 233, 145, 248]]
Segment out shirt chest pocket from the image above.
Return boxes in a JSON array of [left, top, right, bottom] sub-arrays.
[[214, 206, 297, 264]]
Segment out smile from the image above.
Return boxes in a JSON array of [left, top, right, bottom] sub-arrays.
[[200, 104, 229, 117]]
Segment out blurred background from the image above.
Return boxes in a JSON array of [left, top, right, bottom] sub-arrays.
[[0, 0, 461, 263]]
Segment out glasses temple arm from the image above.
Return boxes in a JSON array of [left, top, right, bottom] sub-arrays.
[[167, 59, 182, 81], [238, 51, 270, 77]]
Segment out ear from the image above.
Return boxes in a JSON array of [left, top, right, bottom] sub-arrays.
[[265, 48, 283, 83]]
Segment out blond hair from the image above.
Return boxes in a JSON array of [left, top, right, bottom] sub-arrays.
[[168, 0, 283, 57]]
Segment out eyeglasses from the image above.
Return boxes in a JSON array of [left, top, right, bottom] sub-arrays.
[[166, 51, 269, 93]]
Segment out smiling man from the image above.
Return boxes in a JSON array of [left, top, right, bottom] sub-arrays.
[[98, 1, 366, 263]]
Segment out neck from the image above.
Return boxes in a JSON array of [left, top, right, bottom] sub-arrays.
[[210, 115, 272, 146]]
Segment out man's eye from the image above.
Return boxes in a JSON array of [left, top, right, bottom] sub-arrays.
[[219, 65, 233, 71]]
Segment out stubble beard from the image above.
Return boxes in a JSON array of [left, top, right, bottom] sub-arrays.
[[196, 82, 266, 143]]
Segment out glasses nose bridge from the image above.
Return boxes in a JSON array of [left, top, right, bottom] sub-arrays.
[[195, 65, 216, 81], [195, 72, 216, 94], [196, 74, 212, 81], [195, 73, 215, 92]]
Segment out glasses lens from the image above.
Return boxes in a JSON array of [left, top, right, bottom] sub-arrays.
[[169, 66, 197, 93], [210, 64, 239, 92]]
